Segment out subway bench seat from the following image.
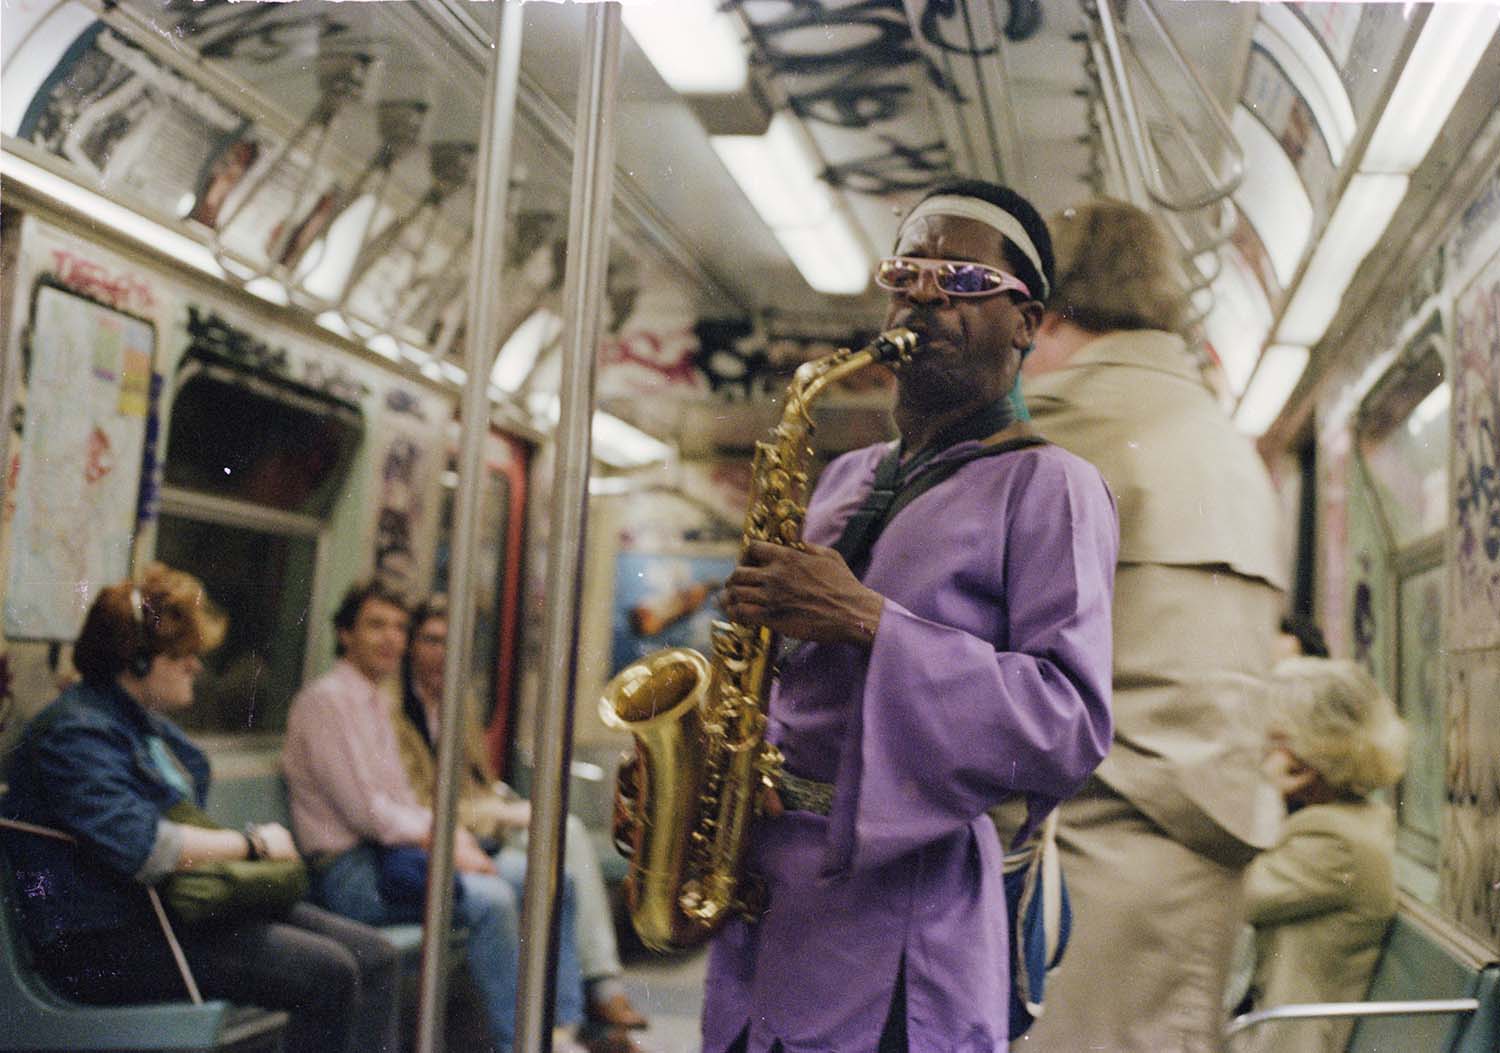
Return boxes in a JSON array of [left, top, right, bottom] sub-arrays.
[[202, 772, 468, 968], [0, 837, 288, 1053], [1226, 908, 1500, 1053]]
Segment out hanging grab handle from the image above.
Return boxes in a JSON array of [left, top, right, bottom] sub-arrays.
[[1086, 0, 1245, 213]]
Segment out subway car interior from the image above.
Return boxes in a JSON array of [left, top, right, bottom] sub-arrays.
[[0, 1, 1498, 1051]]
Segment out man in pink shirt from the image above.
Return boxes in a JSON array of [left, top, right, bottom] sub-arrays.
[[283, 579, 585, 1053]]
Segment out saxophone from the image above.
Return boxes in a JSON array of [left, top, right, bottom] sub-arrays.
[[599, 327, 920, 951]]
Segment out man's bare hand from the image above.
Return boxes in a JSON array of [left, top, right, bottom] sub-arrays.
[[490, 798, 531, 832], [1261, 745, 1317, 801], [721, 541, 884, 646], [255, 822, 299, 861], [453, 828, 498, 875]]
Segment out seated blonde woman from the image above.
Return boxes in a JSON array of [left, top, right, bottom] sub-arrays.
[[393, 595, 647, 1053], [1244, 657, 1409, 1053]]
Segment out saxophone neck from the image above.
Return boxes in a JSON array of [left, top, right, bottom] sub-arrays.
[[784, 328, 919, 425]]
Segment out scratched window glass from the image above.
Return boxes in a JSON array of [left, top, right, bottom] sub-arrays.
[[153, 515, 316, 736], [1355, 337, 1450, 902], [1358, 342, 1449, 550]]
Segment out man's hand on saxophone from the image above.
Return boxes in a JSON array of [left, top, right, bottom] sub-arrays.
[[721, 540, 885, 647]]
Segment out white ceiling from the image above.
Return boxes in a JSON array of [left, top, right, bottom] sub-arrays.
[[3, 0, 1262, 456], [74, 0, 1257, 326]]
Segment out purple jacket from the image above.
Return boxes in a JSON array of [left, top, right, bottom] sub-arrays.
[[702, 440, 1118, 1053]]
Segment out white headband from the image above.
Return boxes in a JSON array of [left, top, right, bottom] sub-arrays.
[[899, 195, 1049, 298]]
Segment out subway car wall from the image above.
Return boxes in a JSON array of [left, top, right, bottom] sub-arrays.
[[0, 209, 460, 737], [1297, 153, 1500, 950], [2, 0, 1500, 977]]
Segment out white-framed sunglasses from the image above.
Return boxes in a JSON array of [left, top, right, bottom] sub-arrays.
[[875, 256, 1031, 299]]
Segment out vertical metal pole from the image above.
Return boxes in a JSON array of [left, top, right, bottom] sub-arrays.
[[1087, 33, 1147, 208], [1093, 0, 1154, 208], [517, 4, 622, 1051], [414, 3, 524, 1052]]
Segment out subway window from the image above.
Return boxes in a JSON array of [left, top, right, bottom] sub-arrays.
[[154, 352, 363, 734], [153, 513, 317, 735], [1354, 338, 1449, 899]]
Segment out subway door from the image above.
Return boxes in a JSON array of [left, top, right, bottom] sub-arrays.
[[434, 427, 530, 781]]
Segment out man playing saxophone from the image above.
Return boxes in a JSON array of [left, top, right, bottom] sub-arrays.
[[700, 180, 1120, 1053]]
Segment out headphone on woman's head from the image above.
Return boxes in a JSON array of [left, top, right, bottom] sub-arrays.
[[127, 586, 152, 678]]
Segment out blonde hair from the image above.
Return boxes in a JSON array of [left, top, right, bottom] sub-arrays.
[[1269, 657, 1408, 797], [1048, 199, 1186, 333]]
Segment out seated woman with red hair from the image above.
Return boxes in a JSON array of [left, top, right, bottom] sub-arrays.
[[1, 563, 400, 1053]]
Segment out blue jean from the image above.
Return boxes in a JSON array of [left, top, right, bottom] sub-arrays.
[[494, 843, 584, 1027], [315, 843, 582, 1051]]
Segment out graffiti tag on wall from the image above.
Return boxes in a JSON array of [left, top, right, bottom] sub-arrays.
[[730, 0, 964, 195], [48, 249, 156, 315], [1451, 254, 1500, 649], [184, 305, 370, 404]]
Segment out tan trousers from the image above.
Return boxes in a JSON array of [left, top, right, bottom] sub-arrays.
[[1017, 781, 1244, 1053]]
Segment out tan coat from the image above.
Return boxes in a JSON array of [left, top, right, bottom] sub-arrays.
[[1026, 329, 1288, 862], [1246, 799, 1398, 1053], [388, 683, 523, 843], [1020, 329, 1288, 1052]]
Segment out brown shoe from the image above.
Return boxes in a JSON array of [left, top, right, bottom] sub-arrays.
[[588, 992, 649, 1030]]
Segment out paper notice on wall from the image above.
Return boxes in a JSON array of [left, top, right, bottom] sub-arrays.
[[5, 283, 155, 639]]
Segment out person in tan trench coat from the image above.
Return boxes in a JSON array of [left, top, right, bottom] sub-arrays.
[[1017, 199, 1288, 1052]]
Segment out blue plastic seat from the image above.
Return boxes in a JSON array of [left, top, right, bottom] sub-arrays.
[[0, 838, 288, 1052], [1226, 911, 1500, 1053]]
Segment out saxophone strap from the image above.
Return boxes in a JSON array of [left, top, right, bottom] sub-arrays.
[[833, 416, 1048, 579], [777, 771, 835, 816]]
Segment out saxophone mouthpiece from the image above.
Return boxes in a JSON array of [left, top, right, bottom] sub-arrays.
[[875, 327, 921, 365]]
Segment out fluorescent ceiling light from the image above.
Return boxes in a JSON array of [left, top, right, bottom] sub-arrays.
[[1231, 107, 1312, 287], [243, 276, 289, 306], [712, 115, 836, 229], [1, 148, 225, 278], [367, 334, 401, 360], [1362, 5, 1500, 174], [1255, 8, 1355, 166], [621, 0, 748, 94], [221, 255, 257, 282], [316, 310, 354, 339], [1235, 344, 1309, 435], [526, 393, 673, 469], [1277, 172, 1407, 346], [492, 309, 562, 393], [592, 410, 674, 469], [1201, 248, 1273, 397], [773, 223, 870, 296], [298, 195, 382, 300], [712, 114, 869, 295], [588, 476, 638, 496]]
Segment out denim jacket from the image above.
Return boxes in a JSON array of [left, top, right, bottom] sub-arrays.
[[1, 679, 210, 948]]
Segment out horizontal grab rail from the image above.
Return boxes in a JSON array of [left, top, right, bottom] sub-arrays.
[[1225, 997, 1479, 1038]]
